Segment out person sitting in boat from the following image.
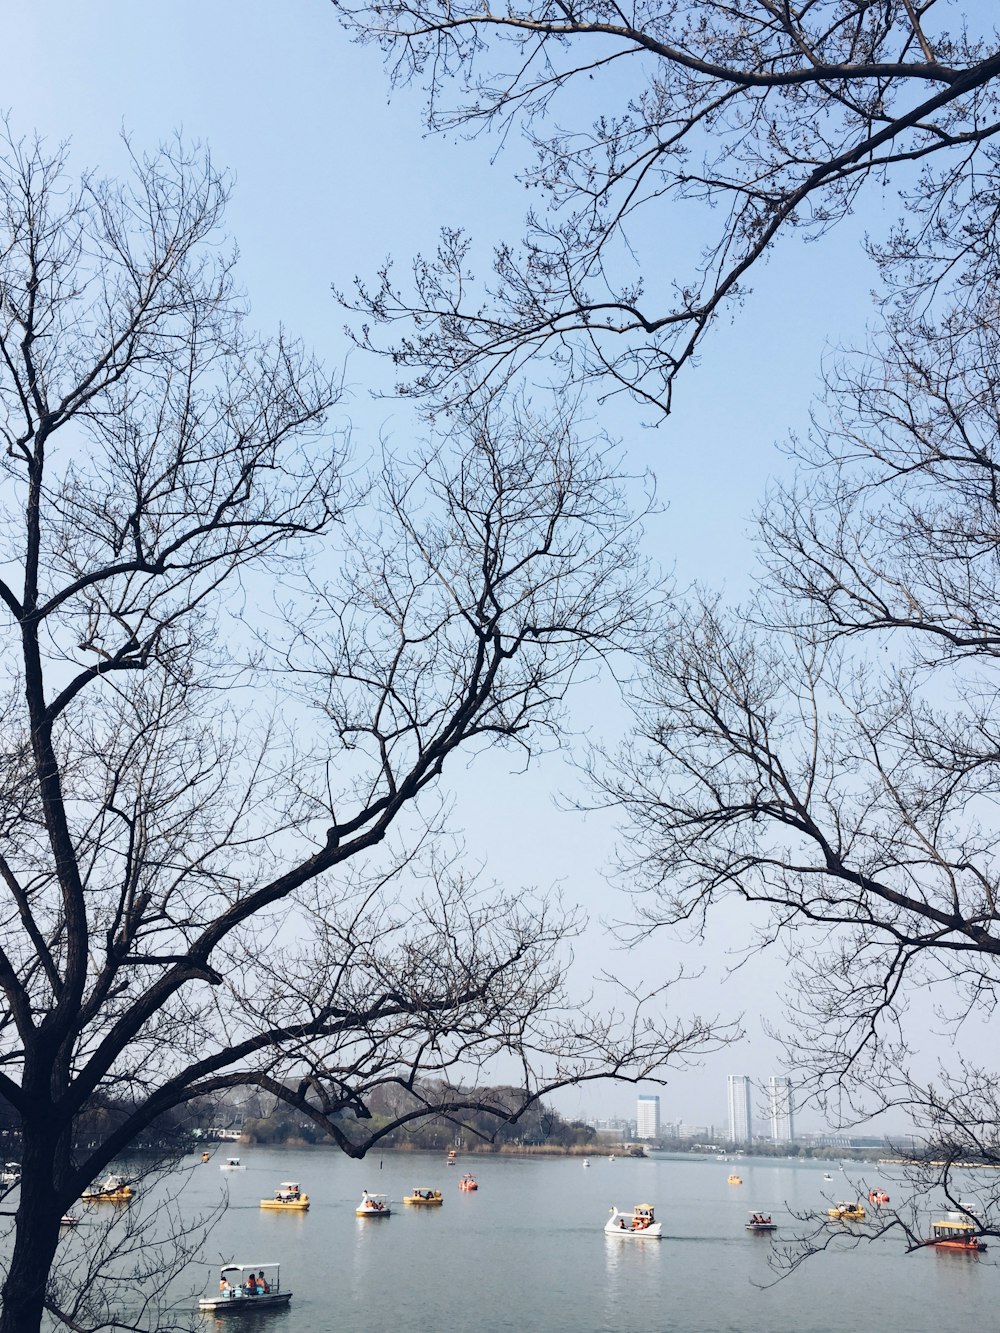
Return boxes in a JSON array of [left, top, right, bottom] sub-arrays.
[[245, 1274, 258, 1295], [219, 1276, 231, 1294], [257, 1271, 269, 1293], [618, 1217, 626, 1229]]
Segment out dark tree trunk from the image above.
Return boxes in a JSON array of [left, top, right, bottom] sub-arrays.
[[0, 1126, 64, 1333]]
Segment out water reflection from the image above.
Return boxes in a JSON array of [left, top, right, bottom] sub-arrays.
[[603, 1231, 664, 1272], [203, 1312, 293, 1331]]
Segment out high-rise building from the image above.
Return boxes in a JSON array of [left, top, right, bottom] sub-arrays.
[[636, 1094, 660, 1140], [727, 1074, 753, 1144], [767, 1076, 795, 1142]]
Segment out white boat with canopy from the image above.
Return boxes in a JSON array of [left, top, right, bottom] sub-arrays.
[[356, 1190, 391, 1216], [605, 1203, 663, 1238], [198, 1263, 291, 1311]]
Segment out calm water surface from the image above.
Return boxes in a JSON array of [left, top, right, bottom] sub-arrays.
[[68, 1149, 1000, 1331]]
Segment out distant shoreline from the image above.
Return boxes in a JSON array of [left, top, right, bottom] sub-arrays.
[[216, 1139, 641, 1157]]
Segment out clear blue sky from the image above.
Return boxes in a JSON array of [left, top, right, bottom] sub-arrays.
[[9, 2, 895, 1129]]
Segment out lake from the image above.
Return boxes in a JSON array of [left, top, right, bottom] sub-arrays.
[[57, 1148, 998, 1331]]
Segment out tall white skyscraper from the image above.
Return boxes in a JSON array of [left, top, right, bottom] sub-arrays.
[[767, 1076, 795, 1142], [636, 1094, 660, 1140], [727, 1075, 753, 1144]]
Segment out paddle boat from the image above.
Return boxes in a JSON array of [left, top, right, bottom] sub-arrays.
[[609, 1154, 617, 1162], [59, 1214, 80, 1227], [447, 1149, 457, 1166], [0, 1163, 19, 1185], [868, 1187, 890, 1205], [727, 1174, 743, 1185], [827, 1201, 865, 1222], [356, 1190, 391, 1217], [928, 1216, 987, 1252], [823, 1173, 833, 1181], [260, 1182, 310, 1211], [81, 1174, 133, 1203], [198, 1262, 292, 1311], [220, 1156, 245, 1171], [745, 1212, 776, 1233], [458, 1173, 478, 1191], [583, 1158, 590, 1168], [605, 1203, 663, 1238], [403, 1187, 443, 1206]]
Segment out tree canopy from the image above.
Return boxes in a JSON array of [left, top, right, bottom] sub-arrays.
[[336, 0, 1000, 413]]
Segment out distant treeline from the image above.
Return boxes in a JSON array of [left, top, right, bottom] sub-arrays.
[[242, 1083, 597, 1151], [0, 1080, 597, 1156], [658, 1140, 906, 1163]]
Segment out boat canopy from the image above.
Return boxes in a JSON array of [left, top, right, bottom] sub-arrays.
[[932, 1219, 976, 1233], [220, 1263, 280, 1277], [278, 1182, 301, 1191]]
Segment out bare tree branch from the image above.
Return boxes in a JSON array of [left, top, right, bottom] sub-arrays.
[[332, 0, 1000, 413]]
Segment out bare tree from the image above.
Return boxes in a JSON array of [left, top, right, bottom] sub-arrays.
[[42, 1160, 225, 1333], [333, 0, 1000, 412], [598, 295, 1000, 1246], [0, 128, 728, 1331]]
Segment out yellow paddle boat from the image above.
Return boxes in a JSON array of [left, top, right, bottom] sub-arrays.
[[403, 1187, 443, 1206], [928, 1216, 987, 1251], [260, 1181, 310, 1211], [827, 1201, 865, 1222], [81, 1173, 133, 1203]]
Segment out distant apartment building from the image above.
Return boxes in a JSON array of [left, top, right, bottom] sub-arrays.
[[727, 1075, 753, 1144], [636, 1094, 661, 1141], [594, 1116, 636, 1140], [767, 1076, 795, 1142], [679, 1125, 712, 1142]]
